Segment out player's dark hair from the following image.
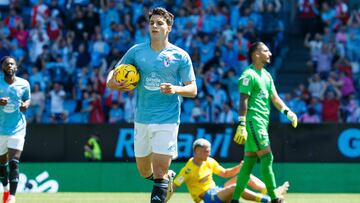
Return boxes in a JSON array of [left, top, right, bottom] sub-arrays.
[[248, 42, 264, 62], [0, 56, 16, 65], [149, 7, 174, 26]]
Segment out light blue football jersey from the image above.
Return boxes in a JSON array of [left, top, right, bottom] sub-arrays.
[[116, 42, 196, 124], [0, 76, 31, 136]]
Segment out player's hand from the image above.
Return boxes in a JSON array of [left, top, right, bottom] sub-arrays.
[[234, 125, 247, 144], [286, 110, 298, 128], [0, 97, 9, 106], [107, 70, 131, 92], [160, 83, 177, 95], [233, 117, 247, 144], [19, 101, 28, 112]]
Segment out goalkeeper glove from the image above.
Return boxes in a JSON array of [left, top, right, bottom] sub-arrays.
[[233, 116, 247, 145], [282, 107, 298, 128]]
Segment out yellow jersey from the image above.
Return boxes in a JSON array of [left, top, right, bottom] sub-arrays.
[[173, 157, 224, 203]]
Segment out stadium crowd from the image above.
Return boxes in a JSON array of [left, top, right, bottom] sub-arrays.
[[0, 0, 358, 124], [279, 0, 360, 124]]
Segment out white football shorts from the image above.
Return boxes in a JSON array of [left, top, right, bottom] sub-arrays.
[[134, 122, 179, 159], [0, 134, 25, 155]]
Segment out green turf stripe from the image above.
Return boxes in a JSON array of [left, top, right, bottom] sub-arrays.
[[20, 163, 360, 193]]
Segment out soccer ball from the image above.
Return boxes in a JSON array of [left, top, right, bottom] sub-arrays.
[[114, 64, 140, 90]]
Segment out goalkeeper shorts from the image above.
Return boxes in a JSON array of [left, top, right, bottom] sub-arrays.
[[245, 119, 270, 152]]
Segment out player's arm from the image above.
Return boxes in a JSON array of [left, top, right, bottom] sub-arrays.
[[160, 80, 197, 98], [217, 162, 241, 178], [20, 99, 31, 112], [270, 91, 298, 128], [20, 83, 31, 112], [233, 93, 249, 144]]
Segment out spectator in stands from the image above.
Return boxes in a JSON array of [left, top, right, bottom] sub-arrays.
[[218, 102, 236, 124], [316, 43, 334, 77], [108, 101, 124, 123], [346, 95, 360, 123], [202, 94, 217, 123], [29, 83, 45, 123], [49, 82, 66, 123], [320, 82, 341, 122], [297, 0, 319, 36], [299, 107, 321, 123], [308, 73, 326, 99], [234, 31, 250, 75], [260, 3, 281, 56], [198, 35, 216, 66], [0, 38, 11, 60], [0, 21, 10, 39], [339, 71, 355, 99], [191, 98, 204, 123], [89, 91, 105, 123], [31, 0, 49, 29], [308, 96, 322, 117], [3, 8, 23, 37], [29, 27, 49, 63], [304, 33, 322, 69], [14, 22, 28, 50]]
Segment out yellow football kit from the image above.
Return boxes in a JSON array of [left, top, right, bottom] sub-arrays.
[[173, 157, 224, 203]]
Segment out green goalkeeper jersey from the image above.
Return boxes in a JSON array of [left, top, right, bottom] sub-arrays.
[[238, 64, 276, 124]]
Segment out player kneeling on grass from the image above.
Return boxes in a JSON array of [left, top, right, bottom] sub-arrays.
[[0, 56, 31, 203], [168, 138, 289, 203]]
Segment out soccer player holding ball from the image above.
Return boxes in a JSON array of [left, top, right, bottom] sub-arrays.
[[106, 7, 197, 203], [0, 56, 31, 203], [231, 42, 297, 203]]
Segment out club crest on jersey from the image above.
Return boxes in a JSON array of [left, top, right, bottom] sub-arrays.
[[163, 56, 173, 67], [242, 78, 249, 86]]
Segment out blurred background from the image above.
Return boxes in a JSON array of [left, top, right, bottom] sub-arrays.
[[0, 0, 359, 199]]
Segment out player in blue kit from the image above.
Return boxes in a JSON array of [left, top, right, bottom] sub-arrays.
[[106, 7, 197, 203], [0, 56, 31, 203]]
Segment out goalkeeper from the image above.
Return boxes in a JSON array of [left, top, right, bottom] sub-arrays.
[[231, 42, 297, 203]]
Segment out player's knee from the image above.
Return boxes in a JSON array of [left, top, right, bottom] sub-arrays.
[[0, 162, 7, 175], [228, 184, 236, 192], [260, 153, 273, 165], [138, 168, 153, 179]]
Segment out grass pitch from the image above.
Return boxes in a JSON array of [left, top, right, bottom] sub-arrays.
[[16, 192, 360, 203]]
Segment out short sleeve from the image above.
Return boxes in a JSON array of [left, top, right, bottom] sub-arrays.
[[179, 52, 196, 84], [210, 158, 225, 176], [22, 81, 31, 101], [173, 166, 188, 187], [238, 72, 253, 96]]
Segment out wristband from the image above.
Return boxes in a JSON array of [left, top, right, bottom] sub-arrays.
[[238, 116, 246, 126], [281, 107, 289, 116]]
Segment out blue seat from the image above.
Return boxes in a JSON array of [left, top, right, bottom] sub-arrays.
[[63, 100, 77, 114]]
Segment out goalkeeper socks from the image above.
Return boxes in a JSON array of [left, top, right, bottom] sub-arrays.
[[260, 153, 277, 200], [232, 156, 257, 200], [0, 162, 8, 188], [151, 179, 168, 203]]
